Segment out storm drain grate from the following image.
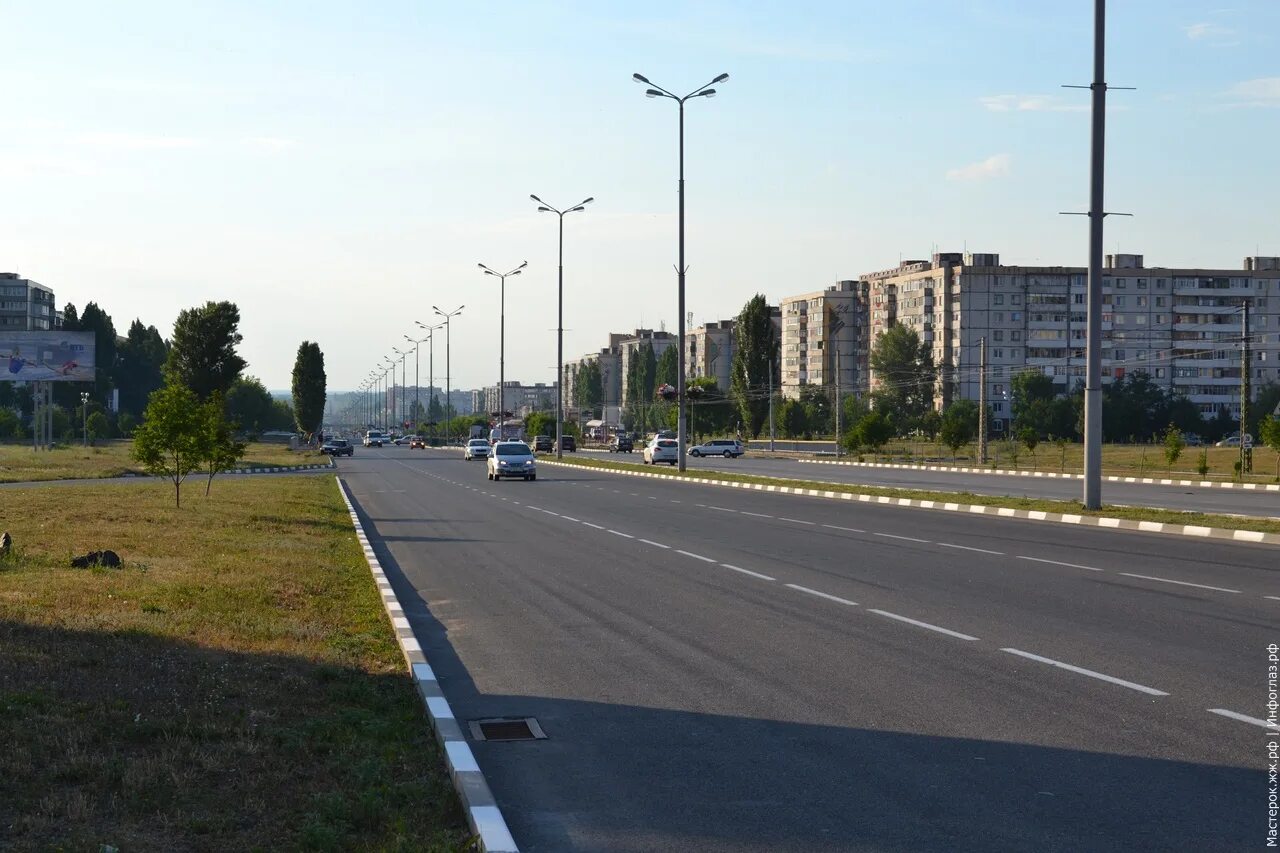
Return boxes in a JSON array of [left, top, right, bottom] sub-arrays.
[[469, 717, 546, 742]]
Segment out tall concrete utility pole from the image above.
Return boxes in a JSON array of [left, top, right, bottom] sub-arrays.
[[834, 347, 842, 458], [979, 337, 989, 464], [768, 356, 776, 452], [1081, 0, 1109, 510]]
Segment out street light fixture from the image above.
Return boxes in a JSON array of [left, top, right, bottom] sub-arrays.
[[416, 321, 446, 441], [479, 261, 527, 437], [632, 70, 728, 471], [530, 194, 593, 459], [80, 391, 89, 447], [392, 347, 410, 430], [433, 305, 464, 445]]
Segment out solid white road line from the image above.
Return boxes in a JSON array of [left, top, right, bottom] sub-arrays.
[[1016, 555, 1104, 572], [874, 532, 929, 543], [1207, 708, 1280, 730], [937, 543, 1003, 556], [1000, 648, 1169, 696], [639, 538, 670, 549], [1117, 573, 1241, 594], [676, 549, 717, 563], [784, 583, 859, 607], [822, 523, 866, 533], [720, 563, 775, 581], [867, 609, 980, 641]]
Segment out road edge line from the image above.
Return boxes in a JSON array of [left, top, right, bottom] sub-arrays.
[[336, 476, 519, 853]]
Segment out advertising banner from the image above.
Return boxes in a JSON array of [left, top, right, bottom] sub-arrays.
[[2, 331, 96, 382]]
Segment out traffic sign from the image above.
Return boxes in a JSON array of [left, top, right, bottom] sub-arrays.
[[1242, 433, 1253, 449]]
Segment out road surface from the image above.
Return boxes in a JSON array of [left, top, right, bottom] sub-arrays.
[[341, 446, 1272, 852]]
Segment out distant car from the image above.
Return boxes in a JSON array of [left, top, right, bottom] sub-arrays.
[[363, 430, 387, 448], [1215, 435, 1241, 447], [409, 435, 426, 449], [464, 438, 491, 460], [393, 435, 413, 445], [321, 439, 354, 457], [643, 437, 679, 465], [560, 435, 576, 452], [689, 439, 744, 458], [1181, 433, 1203, 447], [610, 434, 634, 453], [531, 435, 553, 452], [488, 441, 537, 481]]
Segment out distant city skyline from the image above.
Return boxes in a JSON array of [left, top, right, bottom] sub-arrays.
[[3, 1, 1277, 391]]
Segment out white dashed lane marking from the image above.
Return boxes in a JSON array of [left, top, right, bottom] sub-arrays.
[[639, 538, 670, 549], [1016, 556, 1104, 572], [784, 583, 858, 607], [874, 532, 929, 543], [937, 543, 1003, 556], [1000, 648, 1169, 696], [1207, 708, 1280, 729], [867, 609, 980, 641], [720, 563, 775, 581], [675, 549, 717, 563], [1117, 573, 1241, 594]]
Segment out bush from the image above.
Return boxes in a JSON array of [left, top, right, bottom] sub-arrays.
[[1196, 450, 1210, 477]]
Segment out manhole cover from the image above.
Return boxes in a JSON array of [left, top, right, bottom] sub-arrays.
[[469, 717, 546, 742]]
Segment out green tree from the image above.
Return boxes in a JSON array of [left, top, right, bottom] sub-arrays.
[[201, 393, 246, 496], [85, 411, 110, 442], [1163, 423, 1185, 468], [869, 325, 935, 430], [117, 412, 137, 437], [731, 294, 778, 438], [1018, 426, 1040, 467], [132, 382, 206, 507], [78, 302, 118, 403], [1011, 369, 1056, 438], [0, 408, 24, 440], [853, 411, 894, 454], [226, 377, 276, 434], [799, 386, 832, 438], [1249, 383, 1280, 439], [291, 341, 327, 437], [164, 301, 247, 401], [655, 345, 678, 391], [780, 399, 807, 438], [939, 399, 979, 457], [1260, 414, 1280, 480], [115, 319, 169, 420]]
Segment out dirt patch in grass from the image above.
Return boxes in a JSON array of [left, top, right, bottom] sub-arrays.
[[554, 456, 1280, 536], [0, 441, 327, 484], [0, 476, 471, 851]]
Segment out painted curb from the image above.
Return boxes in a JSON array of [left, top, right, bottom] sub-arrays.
[[227, 456, 338, 475], [539, 460, 1280, 548], [335, 476, 519, 853], [798, 458, 1280, 493]]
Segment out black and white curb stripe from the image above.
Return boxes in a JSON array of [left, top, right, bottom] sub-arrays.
[[335, 476, 519, 853], [541, 461, 1280, 548], [226, 457, 338, 475], [799, 458, 1280, 492]]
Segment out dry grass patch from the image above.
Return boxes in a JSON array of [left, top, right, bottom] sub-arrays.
[[0, 476, 471, 852], [0, 441, 326, 484]]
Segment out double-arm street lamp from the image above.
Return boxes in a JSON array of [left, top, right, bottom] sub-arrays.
[[478, 261, 527, 435], [530, 194, 593, 460], [404, 333, 431, 431], [433, 305, 464, 445], [392, 347, 410, 430], [415, 321, 446, 439], [633, 71, 729, 471]]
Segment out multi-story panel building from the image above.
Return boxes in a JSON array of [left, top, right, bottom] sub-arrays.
[[862, 252, 1280, 431], [618, 329, 676, 406], [478, 381, 558, 418], [685, 319, 735, 392], [779, 281, 868, 401], [0, 273, 57, 331]]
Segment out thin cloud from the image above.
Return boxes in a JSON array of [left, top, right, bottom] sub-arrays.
[[946, 154, 1010, 182], [1184, 22, 1235, 40], [1222, 77, 1280, 108], [242, 136, 296, 151], [74, 132, 203, 150], [979, 94, 1086, 113]]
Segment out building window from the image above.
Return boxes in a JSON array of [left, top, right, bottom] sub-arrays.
[[1011, 312, 1022, 321], [1116, 279, 1127, 288], [1155, 368, 1166, 378], [1115, 295, 1126, 307], [1156, 296, 1167, 307], [994, 312, 1004, 322], [1012, 294, 1022, 305], [994, 294, 1004, 305], [1011, 331, 1021, 341], [1136, 315, 1147, 325], [1138, 279, 1147, 289], [994, 330, 1004, 341]]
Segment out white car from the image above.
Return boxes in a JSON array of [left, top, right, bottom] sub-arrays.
[[464, 438, 491, 460], [363, 430, 388, 448], [488, 441, 537, 481], [643, 437, 679, 465], [689, 439, 744, 458]]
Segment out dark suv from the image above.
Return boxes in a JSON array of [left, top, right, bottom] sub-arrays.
[[321, 439, 354, 457], [532, 435, 553, 452], [560, 435, 576, 452], [610, 434, 633, 453]]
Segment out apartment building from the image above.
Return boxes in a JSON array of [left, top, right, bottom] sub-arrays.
[[0, 273, 57, 331], [685, 319, 735, 392], [478, 381, 558, 418], [863, 252, 1280, 430], [618, 329, 676, 406], [779, 281, 868, 401]]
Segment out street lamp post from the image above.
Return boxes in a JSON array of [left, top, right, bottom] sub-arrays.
[[479, 261, 527, 439], [433, 306, 464, 445], [633, 71, 728, 472], [383, 358, 397, 433], [416, 321, 445, 442], [80, 391, 89, 447], [393, 347, 409, 431], [405, 334, 430, 432], [530, 195, 593, 460]]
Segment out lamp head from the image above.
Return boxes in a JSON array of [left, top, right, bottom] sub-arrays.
[[713, 72, 729, 83], [645, 89, 662, 99], [632, 72, 650, 84], [529, 193, 543, 203]]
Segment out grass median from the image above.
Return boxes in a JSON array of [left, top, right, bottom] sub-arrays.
[[549, 455, 1280, 536], [0, 440, 327, 483], [0, 475, 471, 851]]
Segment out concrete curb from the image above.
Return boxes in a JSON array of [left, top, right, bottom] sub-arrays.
[[226, 457, 337, 475], [540, 460, 1280, 548], [797, 458, 1280, 492], [335, 476, 519, 853]]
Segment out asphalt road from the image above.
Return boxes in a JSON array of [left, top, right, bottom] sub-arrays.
[[579, 448, 1280, 518], [342, 446, 1274, 852]]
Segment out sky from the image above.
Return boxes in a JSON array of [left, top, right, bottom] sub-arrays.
[[2, 0, 1277, 392]]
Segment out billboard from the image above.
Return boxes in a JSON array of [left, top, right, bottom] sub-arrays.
[[2, 331, 96, 382]]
